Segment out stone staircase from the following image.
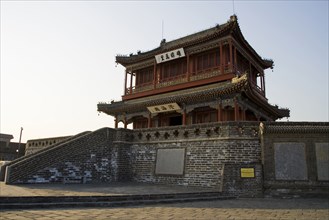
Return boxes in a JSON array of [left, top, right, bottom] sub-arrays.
[[1, 128, 113, 184], [0, 192, 234, 210], [0, 131, 91, 182]]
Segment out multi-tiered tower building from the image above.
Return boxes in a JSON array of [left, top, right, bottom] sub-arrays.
[[98, 15, 289, 129]]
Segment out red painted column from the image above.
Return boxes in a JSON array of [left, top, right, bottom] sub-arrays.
[[182, 109, 187, 126], [124, 116, 127, 129], [249, 62, 252, 78], [262, 74, 266, 96], [234, 100, 239, 121], [130, 70, 133, 95], [195, 55, 198, 74], [114, 116, 118, 129], [217, 102, 222, 122], [229, 40, 233, 71], [148, 113, 152, 128], [186, 52, 190, 82], [234, 46, 237, 72], [124, 70, 128, 95], [153, 60, 157, 89], [220, 43, 224, 74]]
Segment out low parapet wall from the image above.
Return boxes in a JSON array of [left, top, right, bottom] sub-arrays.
[[25, 136, 72, 155]]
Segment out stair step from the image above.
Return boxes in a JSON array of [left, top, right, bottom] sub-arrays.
[[0, 194, 235, 209]]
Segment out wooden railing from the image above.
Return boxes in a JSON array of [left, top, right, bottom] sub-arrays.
[[190, 67, 221, 81], [157, 74, 187, 88], [125, 64, 235, 95], [250, 81, 265, 97]]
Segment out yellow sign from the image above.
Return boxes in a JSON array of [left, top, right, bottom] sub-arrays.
[[240, 168, 255, 178], [147, 103, 181, 114]]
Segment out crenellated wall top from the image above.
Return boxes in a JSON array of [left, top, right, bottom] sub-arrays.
[[260, 122, 329, 134], [120, 121, 260, 143]]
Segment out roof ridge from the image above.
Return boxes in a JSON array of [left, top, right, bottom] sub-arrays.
[[116, 16, 237, 65]]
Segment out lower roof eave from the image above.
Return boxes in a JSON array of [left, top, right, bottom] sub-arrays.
[[243, 89, 290, 120], [98, 80, 247, 116]]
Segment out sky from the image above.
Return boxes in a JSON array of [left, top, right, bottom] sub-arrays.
[[1, 0, 328, 142]]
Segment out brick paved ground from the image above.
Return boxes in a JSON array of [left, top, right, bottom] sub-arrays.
[[1, 198, 328, 220]]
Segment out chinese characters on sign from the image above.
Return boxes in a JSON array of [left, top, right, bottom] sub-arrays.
[[155, 48, 185, 64], [240, 168, 255, 178], [147, 103, 181, 114]]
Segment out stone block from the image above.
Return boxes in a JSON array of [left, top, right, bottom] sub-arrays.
[[274, 142, 307, 180], [315, 143, 329, 181], [155, 148, 185, 175]]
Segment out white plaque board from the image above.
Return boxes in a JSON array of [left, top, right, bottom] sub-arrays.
[[155, 48, 185, 64]]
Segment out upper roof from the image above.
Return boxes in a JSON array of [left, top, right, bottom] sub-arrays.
[[116, 15, 273, 69]]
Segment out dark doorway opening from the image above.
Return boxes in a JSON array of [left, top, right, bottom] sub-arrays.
[[169, 116, 182, 126]]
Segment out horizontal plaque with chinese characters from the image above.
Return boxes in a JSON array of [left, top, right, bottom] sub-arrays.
[[155, 48, 185, 64], [147, 103, 181, 114]]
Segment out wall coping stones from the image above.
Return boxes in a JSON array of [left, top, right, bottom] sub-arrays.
[[261, 122, 329, 134]]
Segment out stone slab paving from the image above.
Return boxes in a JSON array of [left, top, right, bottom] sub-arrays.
[[0, 198, 328, 220]]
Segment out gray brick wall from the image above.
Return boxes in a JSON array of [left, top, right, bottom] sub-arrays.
[[5, 121, 327, 197], [4, 122, 263, 197], [260, 122, 329, 197], [5, 128, 112, 184], [124, 122, 262, 195]]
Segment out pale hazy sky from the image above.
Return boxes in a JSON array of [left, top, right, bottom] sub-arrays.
[[1, 1, 328, 142]]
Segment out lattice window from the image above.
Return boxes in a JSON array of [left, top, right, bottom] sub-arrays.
[[135, 67, 154, 86], [194, 49, 220, 73]]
